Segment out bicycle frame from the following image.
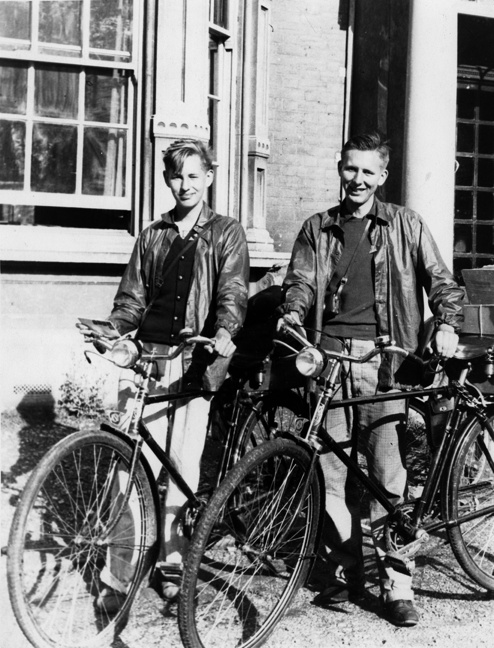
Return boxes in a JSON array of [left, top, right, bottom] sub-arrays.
[[92, 336, 270, 538], [277, 320, 494, 554]]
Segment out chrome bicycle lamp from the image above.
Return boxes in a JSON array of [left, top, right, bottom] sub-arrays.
[[295, 347, 326, 377], [109, 339, 141, 368]]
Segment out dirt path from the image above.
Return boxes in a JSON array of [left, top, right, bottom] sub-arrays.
[[1, 408, 493, 648]]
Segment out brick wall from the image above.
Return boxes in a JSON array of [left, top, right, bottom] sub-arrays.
[[267, 0, 348, 254]]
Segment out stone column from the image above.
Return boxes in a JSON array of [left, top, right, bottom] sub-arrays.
[[240, 0, 274, 252], [403, 0, 457, 267]]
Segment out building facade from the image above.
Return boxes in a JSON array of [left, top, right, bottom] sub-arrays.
[[1, 0, 493, 408]]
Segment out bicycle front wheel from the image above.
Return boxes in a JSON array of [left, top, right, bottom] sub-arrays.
[[7, 429, 158, 648], [233, 391, 309, 460], [179, 437, 321, 648], [444, 412, 494, 591]]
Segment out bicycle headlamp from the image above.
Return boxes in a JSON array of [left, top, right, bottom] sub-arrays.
[[295, 347, 325, 377], [109, 339, 141, 368]]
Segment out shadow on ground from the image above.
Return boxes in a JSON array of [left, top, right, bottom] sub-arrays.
[[1, 393, 79, 500]]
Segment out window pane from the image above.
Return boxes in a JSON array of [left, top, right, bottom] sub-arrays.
[[31, 123, 77, 192], [0, 1, 31, 40], [35, 67, 79, 118], [478, 157, 494, 188], [479, 86, 494, 121], [456, 156, 474, 186], [457, 86, 476, 120], [85, 72, 128, 123], [455, 190, 473, 220], [0, 64, 28, 114], [90, 0, 133, 60], [39, 1, 81, 48], [477, 223, 494, 253], [479, 124, 494, 155], [477, 192, 494, 220], [0, 205, 34, 224], [454, 224, 472, 253], [0, 121, 25, 189], [210, 0, 228, 28], [83, 127, 126, 196], [457, 122, 475, 153]]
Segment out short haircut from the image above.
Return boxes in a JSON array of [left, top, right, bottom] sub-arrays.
[[163, 138, 214, 175], [341, 132, 390, 168]]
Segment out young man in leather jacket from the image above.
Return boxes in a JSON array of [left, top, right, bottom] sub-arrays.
[[97, 138, 249, 610], [280, 132, 464, 626]]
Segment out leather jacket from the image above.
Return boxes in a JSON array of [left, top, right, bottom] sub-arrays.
[[109, 205, 249, 390], [282, 199, 465, 388]]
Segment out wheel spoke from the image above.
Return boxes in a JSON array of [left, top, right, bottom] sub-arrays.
[[180, 438, 319, 648], [8, 430, 157, 648], [446, 415, 494, 590]]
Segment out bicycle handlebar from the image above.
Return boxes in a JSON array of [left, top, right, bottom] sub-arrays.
[[80, 325, 216, 368], [150, 334, 216, 361], [278, 316, 425, 367]]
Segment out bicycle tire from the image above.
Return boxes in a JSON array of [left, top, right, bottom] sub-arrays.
[[7, 429, 159, 648], [443, 411, 494, 591], [233, 391, 309, 461], [178, 437, 321, 648]]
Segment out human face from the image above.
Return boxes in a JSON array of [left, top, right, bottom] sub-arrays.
[[338, 149, 388, 211], [165, 154, 213, 215]]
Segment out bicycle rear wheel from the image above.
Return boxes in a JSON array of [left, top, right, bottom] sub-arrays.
[[7, 429, 158, 648], [179, 437, 321, 648], [444, 412, 494, 591]]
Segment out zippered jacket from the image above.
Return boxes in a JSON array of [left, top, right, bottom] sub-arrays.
[[109, 205, 249, 390], [281, 199, 465, 388]]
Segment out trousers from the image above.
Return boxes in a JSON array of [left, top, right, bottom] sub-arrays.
[[319, 337, 414, 602], [100, 343, 212, 593]]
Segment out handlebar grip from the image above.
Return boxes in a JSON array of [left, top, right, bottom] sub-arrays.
[[188, 335, 216, 347]]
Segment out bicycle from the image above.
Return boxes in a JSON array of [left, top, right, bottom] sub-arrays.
[[6, 327, 299, 648], [178, 319, 494, 648]]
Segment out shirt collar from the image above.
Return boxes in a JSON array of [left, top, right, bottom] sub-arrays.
[[321, 197, 391, 230], [160, 202, 213, 231]]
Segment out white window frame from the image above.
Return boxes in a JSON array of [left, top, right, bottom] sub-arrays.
[[0, 0, 142, 212], [208, 0, 237, 216]]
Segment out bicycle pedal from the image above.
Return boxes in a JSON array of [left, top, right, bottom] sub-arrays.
[[385, 533, 429, 575], [156, 561, 183, 579]]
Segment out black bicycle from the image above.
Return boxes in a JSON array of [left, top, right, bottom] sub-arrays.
[[178, 319, 494, 648], [6, 327, 298, 648]]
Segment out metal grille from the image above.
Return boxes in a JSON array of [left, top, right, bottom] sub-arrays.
[[454, 69, 494, 283], [13, 384, 52, 395]]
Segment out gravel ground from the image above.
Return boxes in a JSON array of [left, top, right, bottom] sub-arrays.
[[1, 406, 494, 648]]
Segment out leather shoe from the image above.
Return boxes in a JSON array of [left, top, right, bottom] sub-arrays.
[[384, 599, 420, 627]]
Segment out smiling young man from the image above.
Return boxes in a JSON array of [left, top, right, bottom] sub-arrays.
[[96, 138, 249, 611], [281, 132, 464, 626]]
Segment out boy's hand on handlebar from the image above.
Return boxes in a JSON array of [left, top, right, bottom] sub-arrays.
[[210, 327, 236, 357], [277, 311, 307, 338], [433, 324, 459, 358], [76, 323, 110, 354]]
